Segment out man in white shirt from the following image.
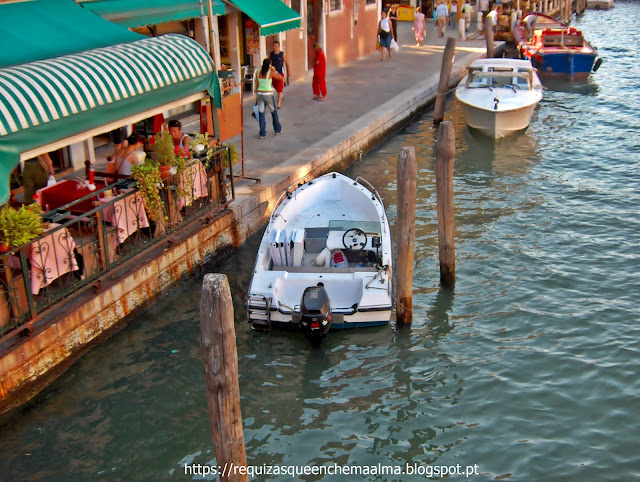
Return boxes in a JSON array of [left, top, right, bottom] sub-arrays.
[[435, 0, 449, 37], [479, 0, 490, 20]]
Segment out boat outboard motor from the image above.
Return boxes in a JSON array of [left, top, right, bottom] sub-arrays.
[[299, 284, 331, 346]]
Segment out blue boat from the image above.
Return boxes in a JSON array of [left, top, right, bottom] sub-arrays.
[[514, 12, 603, 79]]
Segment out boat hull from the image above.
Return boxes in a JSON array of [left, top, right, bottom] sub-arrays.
[[460, 102, 537, 138], [527, 51, 597, 79], [586, 0, 613, 9]]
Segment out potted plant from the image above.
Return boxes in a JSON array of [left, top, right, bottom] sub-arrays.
[[0, 203, 44, 249], [130, 161, 167, 236], [150, 129, 176, 179]]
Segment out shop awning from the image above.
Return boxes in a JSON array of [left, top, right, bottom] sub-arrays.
[[0, 0, 144, 69], [228, 0, 301, 35], [0, 32, 221, 204], [80, 0, 226, 29]]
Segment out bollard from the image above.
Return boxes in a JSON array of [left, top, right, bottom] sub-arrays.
[[396, 147, 417, 325], [200, 274, 248, 482], [459, 18, 466, 41], [435, 122, 456, 286], [433, 37, 457, 125], [484, 16, 494, 59]]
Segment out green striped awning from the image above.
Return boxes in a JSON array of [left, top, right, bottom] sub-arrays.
[[80, 0, 226, 29], [0, 34, 221, 203], [228, 0, 301, 36]]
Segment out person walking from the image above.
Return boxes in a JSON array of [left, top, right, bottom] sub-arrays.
[[449, 0, 458, 28], [435, 0, 449, 37], [388, 4, 400, 41], [461, 0, 473, 31], [269, 40, 290, 109], [413, 6, 426, 45], [479, 0, 490, 21], [312, 43, 327, 101], [256, 58, 283, 138], [377, 10, 394, 60]]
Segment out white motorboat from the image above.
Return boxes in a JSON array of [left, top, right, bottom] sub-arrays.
[[246, 172, 393, 345], [455, 58, 543, 139]]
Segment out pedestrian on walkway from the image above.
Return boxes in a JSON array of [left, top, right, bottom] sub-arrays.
[[377, 10, 394, 60], [461, 0, 473, 31], [312, 43, 327, 101], [413, 6, 426, 45], [435, 0, 449, 37], [388, 4, 400, 41], [479, 0, 490, 20], [449, 0, 458, 27], [256, 58, 283, 138], [269, 40, 290, 109]]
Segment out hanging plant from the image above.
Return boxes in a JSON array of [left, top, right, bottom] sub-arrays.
[[131, 161, 167, 234]]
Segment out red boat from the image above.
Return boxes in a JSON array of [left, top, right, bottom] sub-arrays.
[[514, 12, 603, 80]]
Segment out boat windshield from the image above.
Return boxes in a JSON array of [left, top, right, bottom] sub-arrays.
[[466, 69, 532, 90], [329, 220, 381, 235]]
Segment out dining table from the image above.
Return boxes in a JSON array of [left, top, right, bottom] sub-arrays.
[[36, 180, 106, 214], [29, 224, 79, 295], [99, 190, 150, 248]]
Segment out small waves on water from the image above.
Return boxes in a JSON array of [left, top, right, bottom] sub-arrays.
[[0, 4, 639, 481]]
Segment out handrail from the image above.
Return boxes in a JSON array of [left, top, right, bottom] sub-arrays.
[[355, 176, 384, 207], [266, 176, 312, 233], [355, 176, 387, 235]]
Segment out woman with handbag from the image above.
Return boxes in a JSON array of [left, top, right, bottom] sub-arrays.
[[377, 10, 394, 61], [256, 58, 283, 138]]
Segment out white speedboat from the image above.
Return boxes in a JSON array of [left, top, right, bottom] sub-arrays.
[[455, 58, 543, 139], [246, 172, 393, 345]]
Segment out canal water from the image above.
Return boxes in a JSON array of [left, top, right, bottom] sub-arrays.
[[1, 4, 639, 480]]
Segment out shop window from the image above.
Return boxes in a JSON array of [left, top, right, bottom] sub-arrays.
[[330, 0, 342, 11], [291, 0, 301, 13], [365, 0, 376, 4]]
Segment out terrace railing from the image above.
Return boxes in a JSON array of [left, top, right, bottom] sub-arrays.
[[0, 148, 234, 339]]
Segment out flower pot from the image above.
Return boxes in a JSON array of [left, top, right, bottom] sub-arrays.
[[159, 165, 172, 179]]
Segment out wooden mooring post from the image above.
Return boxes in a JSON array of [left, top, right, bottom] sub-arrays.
[[200, 274, 248, 482], [433, 37, 457, 125], [484, 16, 495, 59], [396, 147, 417, 325], [435, 122, 456, 286]]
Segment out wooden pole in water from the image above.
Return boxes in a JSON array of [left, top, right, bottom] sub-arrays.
[[435, 122, 456, 286], [433, 37, 457, 125], [200, 273, 248, 482], [484, 16, 495, 59], [396, 147, 417, 325]]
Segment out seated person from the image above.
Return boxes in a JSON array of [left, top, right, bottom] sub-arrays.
[[114, 133, 145, 175], [168, 120, 190, 151], [23, 152, 55, 204]]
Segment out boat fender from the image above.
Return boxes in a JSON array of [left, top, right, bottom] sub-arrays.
[[330, 249, 349, 268], [593, 57, 603, 72], [312, 247, 331, 267]]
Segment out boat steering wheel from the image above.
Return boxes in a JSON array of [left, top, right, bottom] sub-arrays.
[[343, 228, 368, 251]]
